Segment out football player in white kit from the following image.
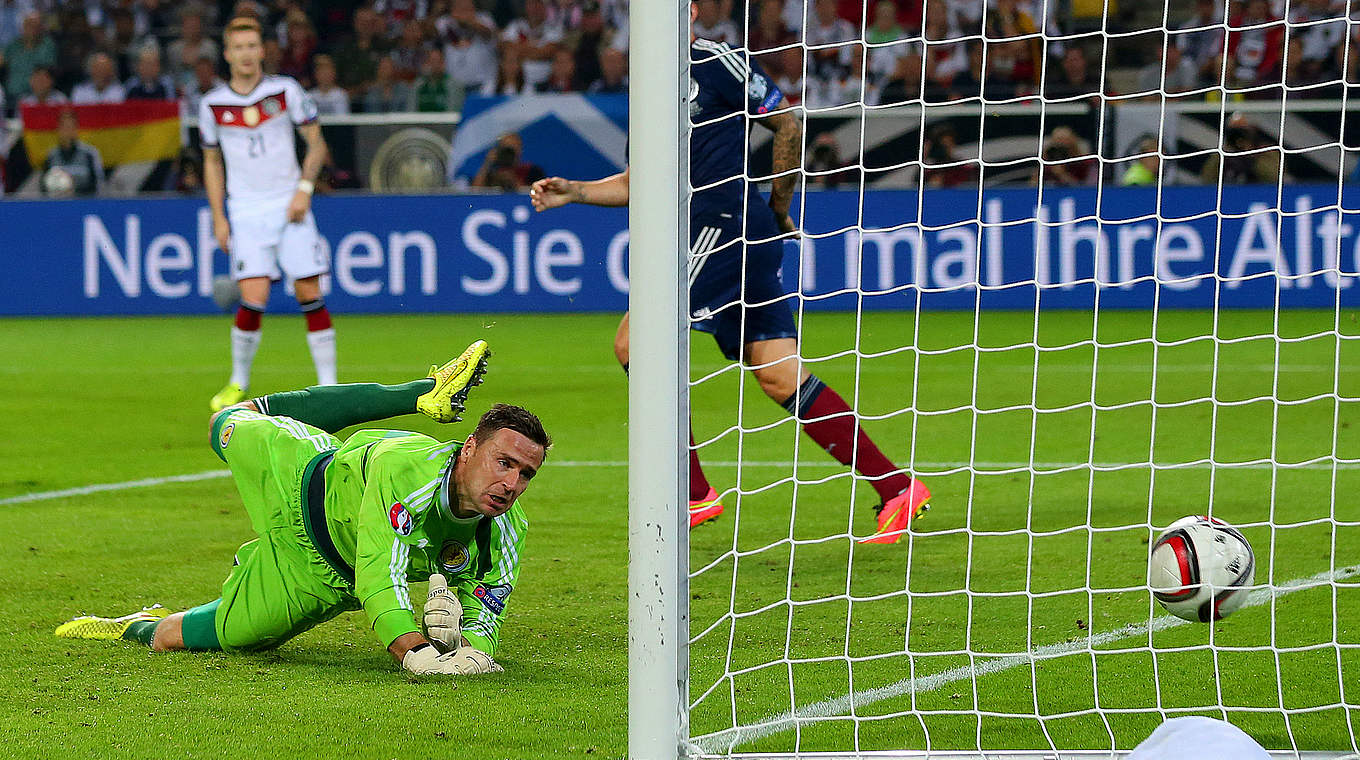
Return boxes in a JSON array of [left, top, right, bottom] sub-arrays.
[[202, 16, 337, 412]]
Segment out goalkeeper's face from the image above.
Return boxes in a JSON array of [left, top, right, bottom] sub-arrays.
[[451, 428, 546, 518]]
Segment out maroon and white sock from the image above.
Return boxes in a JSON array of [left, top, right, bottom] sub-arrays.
[[301, 299, 337, 385], [229, 301, 265, 389], [782, 375, 911, 503]]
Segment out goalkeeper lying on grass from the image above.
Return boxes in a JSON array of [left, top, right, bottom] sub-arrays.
[[56, 340, 550, 677]]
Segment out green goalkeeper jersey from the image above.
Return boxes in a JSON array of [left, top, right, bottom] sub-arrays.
[[319, 429, 527, 653]]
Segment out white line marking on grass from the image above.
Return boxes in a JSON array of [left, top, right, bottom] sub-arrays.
[[692, 564, 1360, 755], [7, 459, 1360, 505], [0, 470, 232, 505]]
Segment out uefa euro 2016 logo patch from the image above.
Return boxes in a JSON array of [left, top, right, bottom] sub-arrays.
[[389, 502, 413, 536], [438, 540, 470, 574], [219, 422, 235, 449]]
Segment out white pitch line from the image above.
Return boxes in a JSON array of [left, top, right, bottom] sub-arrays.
[[6, 459, 1360, 506], [692, 564, 1360, 755]]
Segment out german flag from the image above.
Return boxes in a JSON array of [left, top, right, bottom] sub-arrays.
[[21, 101, 180, 167]]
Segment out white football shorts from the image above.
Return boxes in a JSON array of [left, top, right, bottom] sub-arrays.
[[227, 202, 327, 282]]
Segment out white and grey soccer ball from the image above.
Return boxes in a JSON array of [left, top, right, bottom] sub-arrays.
[[1149, 516, 1255, 622], [42, 166, 75, 197], [211, 275, 241, 312]]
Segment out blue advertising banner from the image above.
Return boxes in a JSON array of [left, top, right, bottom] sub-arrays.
[[1, 185, 1357, 316]]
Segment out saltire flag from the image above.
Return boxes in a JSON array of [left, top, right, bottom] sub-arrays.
[[20, 101, 181, 167]]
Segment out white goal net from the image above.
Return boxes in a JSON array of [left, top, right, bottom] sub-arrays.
[[633, 0, 1360, 757]]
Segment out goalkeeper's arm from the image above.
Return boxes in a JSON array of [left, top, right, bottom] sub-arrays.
[[530, 167, 629, 210]]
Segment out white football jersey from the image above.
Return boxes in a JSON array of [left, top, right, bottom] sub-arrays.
[[199, 76, 319, 213]]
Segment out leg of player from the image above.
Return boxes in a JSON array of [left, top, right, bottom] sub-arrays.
[[212, 276, 271, 412], [249, 339, 491, 432], [53, 600, 222, 652], [294, 275, 337, 386], [745, 337, 931, 544], [616, 312, 723, 528]]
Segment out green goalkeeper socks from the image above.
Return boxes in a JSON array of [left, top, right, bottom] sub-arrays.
[[256, 380, 436, 434], [121, 620, 159, 646]]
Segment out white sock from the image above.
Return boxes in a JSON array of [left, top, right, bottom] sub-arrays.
[[230, 326, 262, 389], [307, 327, 338, 385]]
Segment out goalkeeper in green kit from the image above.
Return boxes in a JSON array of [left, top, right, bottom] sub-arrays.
[[56, 340, 550, 676]]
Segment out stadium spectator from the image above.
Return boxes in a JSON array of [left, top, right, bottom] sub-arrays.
[[262, 36, 282, 75], [1044, 45, 1101, 101], [922, 0, 968, 94], [484, 45, 529, 95], [308, 54, 350, 114], [1118, 135, 1160, 186], [588, 45, 627, 92], [877, 51, 923, 105], [279, 10, 318, 87], [748, 0, 794, 79], [535, 47, 577, 92], [19, 66, 68, 106], [437, 0, 499, 94], [72, 52, 128, 104], [921, 122, 977, 188], [108, 8, 157, 80], [1226, 0, 1284, 91], [43, 109, 104, 196], [1175, 0, 1225, 86], [805, 0, 856, 87], [501, 0, 563, 90], [374, 0, 430, 26], [388, 19, 429, 81], [806, 131, 856, 188], [690, 0, 738, 45], [983, 0, 1041, 88], [948, 40, 1016, 100], [1137, 40, 1199, 95], [564, 0, 615, 91], [180, 55, 223, 115], [808, 44, 867, 107], [471, 132, 544, 191], [171, 145, 204, 194], [53, 7, 98, 90], [167, 12, 220, 94], [413, 46, 461, 110], [866, 0, 906, 45], [363, 56, 414, 112], [124, 45, 175, 100], [771, 46, 805, 104], [1200, 113, 1283, 184], [1286, 0, 1344, 89], [137, 0, 177, 46], [0, 0, 28, 49], [333, 7, 388, 95], [3, 11, 56, 99], [1036, 126, 1097, 186]]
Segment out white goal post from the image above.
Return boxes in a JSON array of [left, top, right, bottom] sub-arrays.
[[629, 0, 1360, 757]]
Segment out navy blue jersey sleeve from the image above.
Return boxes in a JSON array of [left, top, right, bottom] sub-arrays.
[[743, 55, 784, 115], [696, 40, 784, 116]]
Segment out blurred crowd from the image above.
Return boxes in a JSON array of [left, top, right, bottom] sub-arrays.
[[0, 0, 1348, 194], [0, 0, 1353, 118]]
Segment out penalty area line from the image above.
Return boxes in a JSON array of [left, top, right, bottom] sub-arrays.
[[691, 563, 1360, 755]]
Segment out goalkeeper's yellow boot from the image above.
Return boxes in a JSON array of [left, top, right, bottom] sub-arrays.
[[688, 487, 724, 528], [417, 340, 492, 423], [859, 479, 931, 544], [55, 604, 170, 640], [210, 382, 246, 412]]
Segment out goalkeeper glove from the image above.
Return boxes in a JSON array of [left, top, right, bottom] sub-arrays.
[[402, 644, 503, 675], [423, 573, 463, 653]]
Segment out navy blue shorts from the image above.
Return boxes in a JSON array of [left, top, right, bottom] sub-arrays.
[[688, 200, 797, 361]]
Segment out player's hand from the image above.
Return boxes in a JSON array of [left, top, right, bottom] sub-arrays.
[[212, 212, 231, 253], [422, 573, 463, 653], [530, 177, 574, 211], [286, 190, 311, 223], [402, 644, 503, 675], [773, 210, 798, 236]]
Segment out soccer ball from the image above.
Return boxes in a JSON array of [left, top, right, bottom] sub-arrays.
[[1148, 516, 1256, 622], [42, 167, 75, 197], [211, 275, 242, 312]]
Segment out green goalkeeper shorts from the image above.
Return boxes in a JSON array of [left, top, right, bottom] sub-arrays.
[[210, 409, 359, 652]]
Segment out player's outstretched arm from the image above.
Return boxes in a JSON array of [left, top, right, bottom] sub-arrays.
[[757, 98, 802, 234], [530, 167, 630, 210], [203, 146, 230, 252]]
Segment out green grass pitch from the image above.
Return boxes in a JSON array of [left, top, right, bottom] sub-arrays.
[[0, 310, 1356, 758]]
